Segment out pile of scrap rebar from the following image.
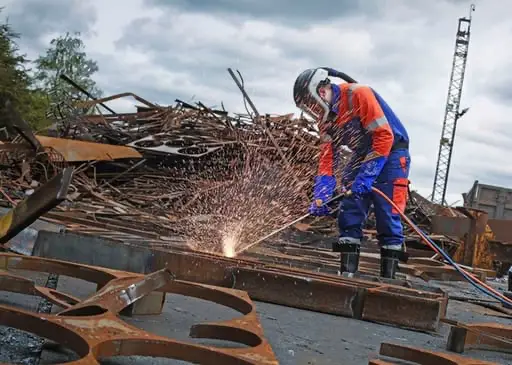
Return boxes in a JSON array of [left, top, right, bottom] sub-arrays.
[[0, 88, 457, 256], [0, 91, 337, 244]]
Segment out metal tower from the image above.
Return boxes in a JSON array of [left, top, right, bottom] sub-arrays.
[[431, 4, 475, 205]]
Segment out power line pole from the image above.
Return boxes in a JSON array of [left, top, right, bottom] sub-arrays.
[[431, 4, 475, 205]]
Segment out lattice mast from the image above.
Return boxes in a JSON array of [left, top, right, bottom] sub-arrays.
[[431, 4, 475, 205]]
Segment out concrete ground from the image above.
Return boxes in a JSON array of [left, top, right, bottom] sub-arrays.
[[1, 271, 511, 365]]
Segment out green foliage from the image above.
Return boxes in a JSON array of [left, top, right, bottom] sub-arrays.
[[0, 23, 27, 98], [18, 89, 50, 132], [0, 16, 50, 131], [34, 31, 102, 106], [0, 10, 102, 132]]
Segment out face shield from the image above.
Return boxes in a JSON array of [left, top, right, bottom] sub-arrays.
[[294, 68, 332, 123]]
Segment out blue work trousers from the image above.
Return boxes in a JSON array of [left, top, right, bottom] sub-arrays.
[[338, 148, 411, 248]]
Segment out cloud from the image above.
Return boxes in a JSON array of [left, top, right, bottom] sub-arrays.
[[2, 0, 97, 54], [145, 0, 376, 23], [3, 0, 512, 206]]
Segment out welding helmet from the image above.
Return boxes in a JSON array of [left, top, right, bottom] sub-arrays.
[[293, 68, 332, 123]]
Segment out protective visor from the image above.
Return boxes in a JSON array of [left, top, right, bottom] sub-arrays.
[[297, 70, 331, 123]]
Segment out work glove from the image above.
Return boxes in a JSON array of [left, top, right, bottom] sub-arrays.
[[350, 155, 387, 198], [308, 175, 336, 216]]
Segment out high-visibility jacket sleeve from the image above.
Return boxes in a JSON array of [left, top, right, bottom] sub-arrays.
[[353, 86, 394, 160], [317, 122, 335, 176]]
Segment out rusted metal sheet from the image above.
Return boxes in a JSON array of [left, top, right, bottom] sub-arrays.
[[431, 210, 506, 270], [0, 253, 278, 365], [457, 208, 493, 269], [488, 219, 512, 242], [370, 342, 499, 365], [446, 321, 512, 354], [35, 135, 142, 162], [432, 214, 512, 244], [0, 270, 80, 308], [0, 167, 73, 245], [431, 215, 470, 237]]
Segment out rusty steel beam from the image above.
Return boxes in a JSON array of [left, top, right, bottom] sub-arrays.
[[446, 321, 512, 354], [147, 248, 448, 332], [0, 253, 278, 365], [431, 210, 501, 271], [370, 342, 499, 365], [0, 167, 73, 245], [31, 233, 448, 331], [35, 135, 143, 162], [246, 245, 487, 282]]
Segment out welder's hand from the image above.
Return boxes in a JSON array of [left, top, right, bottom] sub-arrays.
[[309, 175, 336, 216], [349, 155, 386, 197], [349, 177, 373, 197], [308, 199, 331, 216]]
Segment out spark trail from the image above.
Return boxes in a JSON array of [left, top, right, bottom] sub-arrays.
[[183, 148, 313, 256], [180, 108, 364, 257]]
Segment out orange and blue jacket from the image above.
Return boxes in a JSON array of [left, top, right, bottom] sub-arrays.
[[317, 83, 409, 183]]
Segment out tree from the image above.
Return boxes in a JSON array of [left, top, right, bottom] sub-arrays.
[[0, 12, 50, 131], [33, 32, 102, 118]]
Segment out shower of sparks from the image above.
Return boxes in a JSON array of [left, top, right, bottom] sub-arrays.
[[220, 220, 245, 257], [179, 107, 366, 257], [182, 147, 314, 256]]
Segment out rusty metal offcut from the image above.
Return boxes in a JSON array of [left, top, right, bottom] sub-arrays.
[[370, 342, 500, 365], [0, 253, 278, 365], [446, 320, 512, 354], [36, 135, 143, 162], [0, 167, 73, 245]]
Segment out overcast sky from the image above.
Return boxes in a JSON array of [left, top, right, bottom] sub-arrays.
[[2, 0, 510, 205]]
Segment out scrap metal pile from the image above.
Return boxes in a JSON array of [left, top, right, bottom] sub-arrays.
[[0, 79, 509, 271], [0, 89, 334, 254]]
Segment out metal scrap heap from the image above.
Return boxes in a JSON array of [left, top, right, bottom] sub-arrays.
[[0, 90, 332, 253]]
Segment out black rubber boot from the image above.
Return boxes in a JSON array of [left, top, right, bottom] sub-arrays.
[[380, 248, 401, 279], [339, 243, 361, 275]]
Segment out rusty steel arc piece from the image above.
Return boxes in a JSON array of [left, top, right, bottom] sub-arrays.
[[0, 304, 271, 365], [0, 253, 278, 365], [369, 342, 500, 365], [0, 271, 80, 309]]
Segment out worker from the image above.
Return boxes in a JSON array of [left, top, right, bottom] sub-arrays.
[[293, 67, 410, 279]]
